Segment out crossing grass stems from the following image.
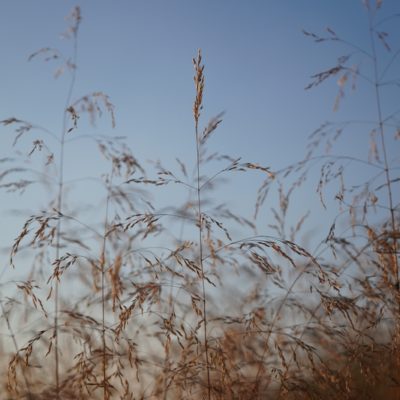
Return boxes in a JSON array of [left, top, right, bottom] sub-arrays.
[[0, 1, 399, 398]]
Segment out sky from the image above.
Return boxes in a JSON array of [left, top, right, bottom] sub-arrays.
[[1, 1, 399, 274]]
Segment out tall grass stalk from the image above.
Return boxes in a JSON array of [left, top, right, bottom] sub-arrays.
[[51, 7, 81, 398], [193, 50, 211, 399], [100, 172, 113, 400], [367, 5, 399, 287]]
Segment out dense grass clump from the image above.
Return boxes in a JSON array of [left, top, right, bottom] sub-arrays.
[[0, 2, 399, 399]]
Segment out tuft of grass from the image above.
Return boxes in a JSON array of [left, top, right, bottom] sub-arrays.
[[0, 2, 399, 399]]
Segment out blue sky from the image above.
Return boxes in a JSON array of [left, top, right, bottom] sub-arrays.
[[1, 1, 399, 271]]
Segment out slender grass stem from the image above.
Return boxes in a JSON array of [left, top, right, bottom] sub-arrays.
[[368, 10, 399, 289], [54, 9, 80, 398], [193, 50, 211, 400], [100, 172, 113, 400]]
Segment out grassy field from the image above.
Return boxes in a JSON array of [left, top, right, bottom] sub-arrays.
[[0, 2, 399, 399]]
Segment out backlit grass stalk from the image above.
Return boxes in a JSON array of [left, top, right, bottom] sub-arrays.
[[367, 6, 399, 288], [193, 50, 211, 399], [53, 7, 81, 397], [100, 171, 114, 400]]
